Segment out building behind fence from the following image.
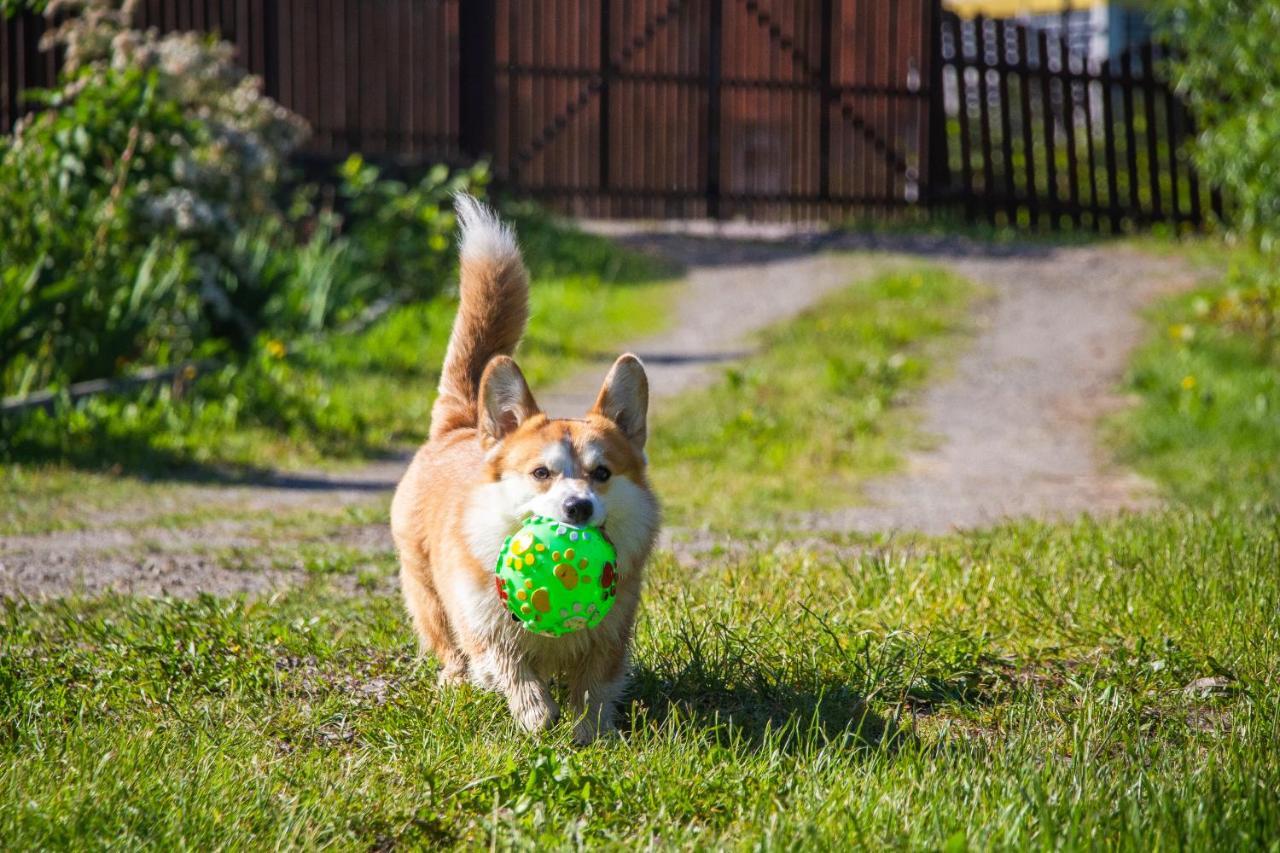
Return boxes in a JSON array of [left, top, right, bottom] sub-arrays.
[[1, 0, 1217, 228]]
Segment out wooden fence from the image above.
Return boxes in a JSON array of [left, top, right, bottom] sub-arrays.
[[1, 1, 1215, 227]]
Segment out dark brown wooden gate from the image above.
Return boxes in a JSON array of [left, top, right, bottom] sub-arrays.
[[489, 0, 933, 219], [3, 1, 1214, 227]]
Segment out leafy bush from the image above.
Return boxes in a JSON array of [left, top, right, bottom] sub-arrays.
[[1156, 0, 1280, 248], [0, 0, 305, 394], [0, 0, 486, 399], [0, 0, 46, 16]]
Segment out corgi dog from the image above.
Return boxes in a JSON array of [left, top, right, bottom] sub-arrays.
[[391, 195, 660, 744]]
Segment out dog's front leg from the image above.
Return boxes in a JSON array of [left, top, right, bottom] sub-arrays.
[[569, 647, 628, 745], [480, 644, 560, 732]]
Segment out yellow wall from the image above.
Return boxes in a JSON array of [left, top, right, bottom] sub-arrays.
[[944, 0, 1105, 17]]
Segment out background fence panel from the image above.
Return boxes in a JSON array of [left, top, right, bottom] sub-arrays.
[[0, 1, 1212, 227]]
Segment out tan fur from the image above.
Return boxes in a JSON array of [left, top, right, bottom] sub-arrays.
[[391, 195, 659, 744]]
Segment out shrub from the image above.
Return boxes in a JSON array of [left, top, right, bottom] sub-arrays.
[[1156, 0, 1280, 249], [0, 0, 305, 394], [0, 0, 486, 399]]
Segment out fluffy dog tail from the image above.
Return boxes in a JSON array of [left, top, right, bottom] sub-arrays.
[[430, 193, 530, 440]]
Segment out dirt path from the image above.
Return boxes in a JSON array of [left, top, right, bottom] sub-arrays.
[[807, 241, 1193, 533], [0, 227, 1199, 597]]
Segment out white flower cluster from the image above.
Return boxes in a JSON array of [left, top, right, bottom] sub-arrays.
[[40, 0, 308, 241]]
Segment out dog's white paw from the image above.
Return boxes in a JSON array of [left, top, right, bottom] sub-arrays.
[[436, 662, 469, 688], [572, 715, 618, 746], [511, 694, 560, 732]]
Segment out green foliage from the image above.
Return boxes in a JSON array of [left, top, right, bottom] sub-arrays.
[[0, 2, 306, 394], [0, 0, 46, 17], [1156, 0, 1280, 247], [334, 156, 481, 312], [0, 0, 495, 465], [0, 224, 673, 471]]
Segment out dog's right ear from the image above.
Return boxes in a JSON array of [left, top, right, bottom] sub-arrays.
[[478, 356, 540, 446]]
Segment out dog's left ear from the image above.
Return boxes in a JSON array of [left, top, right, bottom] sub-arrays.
[[590, 354, 648, 450]]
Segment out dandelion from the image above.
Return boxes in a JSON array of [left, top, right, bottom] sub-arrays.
[[1168, 323, 1195, 343], [1180, 375, 1197, 391], [266, 340, 287, 359]]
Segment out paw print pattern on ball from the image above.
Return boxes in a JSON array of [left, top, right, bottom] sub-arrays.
[[492, 516, 619, 636]]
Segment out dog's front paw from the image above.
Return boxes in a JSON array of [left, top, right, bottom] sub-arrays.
[[572, 715, 618, 746], [511, 693, 560, 733], [436, 661, 469, 688]]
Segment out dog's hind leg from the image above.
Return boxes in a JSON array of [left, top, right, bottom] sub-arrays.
[[398, 549, 468, 685]]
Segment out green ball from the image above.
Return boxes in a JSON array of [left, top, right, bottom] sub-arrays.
[[493, 516, 619, 636]]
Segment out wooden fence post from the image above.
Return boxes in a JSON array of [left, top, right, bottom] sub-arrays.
[[818, 0, 834, 206], [458, 0, 497, 162], [925, 0, 951, 204], [705, 0, 723, 219]]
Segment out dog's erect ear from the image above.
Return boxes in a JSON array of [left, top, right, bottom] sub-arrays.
[[590, 354, 649, 450], [479, 356, 540, 446]]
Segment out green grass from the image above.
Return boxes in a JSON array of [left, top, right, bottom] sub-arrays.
[[2, 240, 1279, 848], [2, 507, 1277, 848], [1114, 250, 1280, 506], [652, 267, 974, 525]]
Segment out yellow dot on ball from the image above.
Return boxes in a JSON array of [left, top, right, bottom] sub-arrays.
[[565, 548, 575, 561], [520, 604, 531, 615], [551, 550, 561, 562], [578, 558, 588, 570], [524, 553, 535, 566], [516, 589, 527, 601], [510, 532, 533, 556], [524, 579, 533, 589], [535, 543, 546, 552]]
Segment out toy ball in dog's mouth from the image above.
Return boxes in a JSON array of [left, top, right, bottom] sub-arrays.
[[494, 516, 618, 636]]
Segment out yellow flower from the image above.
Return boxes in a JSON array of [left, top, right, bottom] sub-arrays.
[[266, 339, 287, 359], [1180, 375, 1197, 391], [1168, 323, 1194, 343]]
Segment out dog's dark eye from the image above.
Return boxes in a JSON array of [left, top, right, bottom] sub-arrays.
[[591, 465, 612, 483], [532, 466, 551, 481]]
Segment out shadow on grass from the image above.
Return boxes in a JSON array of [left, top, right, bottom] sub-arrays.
[[0, 425, 407, 493], [624, 662, 905, 754]]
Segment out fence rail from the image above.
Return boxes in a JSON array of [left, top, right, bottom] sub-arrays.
[[1, 1, 1215, 227]]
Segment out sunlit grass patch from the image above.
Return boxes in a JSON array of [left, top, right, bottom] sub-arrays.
[[1, 503, 1277, 848], [1114, 251, 1280, 506]]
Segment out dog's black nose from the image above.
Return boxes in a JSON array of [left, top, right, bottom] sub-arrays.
[[563, 497, 594, 525]]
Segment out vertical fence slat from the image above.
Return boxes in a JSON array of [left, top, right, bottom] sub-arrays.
[[1159, 42, 1182, 226], [975, 17, 995, 224], [1058, 34, 1081, 227], [705, 0, 722, 219], [1037, 29, 1058, 227], [1140, 42, 1163, 222], [1014, 25, 1038, 227], [1101, 54, 1121, 231], [996, 19, 1016, 225], [956, 17, 975, 220]]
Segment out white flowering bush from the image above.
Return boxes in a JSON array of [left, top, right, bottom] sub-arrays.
[[0, 0, 306, 393]]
